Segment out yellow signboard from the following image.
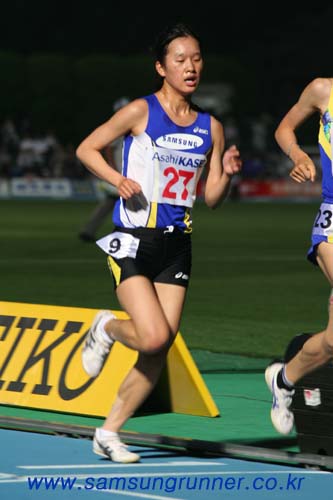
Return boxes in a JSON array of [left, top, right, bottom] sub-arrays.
[[0, 301, 219, 418]]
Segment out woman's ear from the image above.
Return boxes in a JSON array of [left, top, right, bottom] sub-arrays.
[[155, 60, 165, 78]]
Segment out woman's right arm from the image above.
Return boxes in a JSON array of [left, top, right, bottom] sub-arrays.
[[275, 78, 330, 183], [76, 99, 146, 199]]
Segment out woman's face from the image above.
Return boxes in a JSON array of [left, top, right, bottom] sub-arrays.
[[156, 36, 203, 95]]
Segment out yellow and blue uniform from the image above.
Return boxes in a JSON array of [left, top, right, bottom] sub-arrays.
[[307, 86, 333, 264]]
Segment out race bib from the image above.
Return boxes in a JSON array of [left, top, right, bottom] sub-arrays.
[[150, 147, 205, 207], [312, 203, 333, 236], [96, 231, 140, 258]]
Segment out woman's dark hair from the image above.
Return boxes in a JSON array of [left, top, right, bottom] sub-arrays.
[[152, 23, 201, 64]]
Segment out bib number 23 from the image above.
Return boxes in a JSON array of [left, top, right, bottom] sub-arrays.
[[314, 208, 332, 229], [313, 204, 333, 236]]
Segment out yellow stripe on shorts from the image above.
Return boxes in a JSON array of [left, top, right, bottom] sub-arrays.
[[147, 201, 157, 228], [107, 256, 121, 286]]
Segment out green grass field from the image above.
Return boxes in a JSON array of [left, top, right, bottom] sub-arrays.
[[0, 199, 327, 359]]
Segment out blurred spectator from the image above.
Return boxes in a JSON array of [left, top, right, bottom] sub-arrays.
[[250, 112, 274, 153], [33, 128, 59, 177], [0, 144, 11, 177], [241, 154, 266, 178], [16, 130, 40, 177], [48, 141, 67, 177], [0, 117, 19, 156], [224, 115, 240, 147]]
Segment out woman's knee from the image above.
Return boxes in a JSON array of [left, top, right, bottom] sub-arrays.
[[300, 329, 333, 358], [322, 331, 333, 355], [140, 337, 170, 354], [137, 324, 172, 354]]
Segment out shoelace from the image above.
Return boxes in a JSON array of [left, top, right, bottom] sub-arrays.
[[85, 330, 111, 356], [272, 381, 294, 409], [281, 388, 295, 406]]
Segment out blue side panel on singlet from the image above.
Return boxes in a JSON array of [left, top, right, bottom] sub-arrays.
[[320, 109, 333, 203]]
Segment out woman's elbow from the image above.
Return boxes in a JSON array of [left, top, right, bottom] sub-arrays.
[[274, 128, 280, 143], [204, 195, 219, 209], [75, 143, 84, 161]]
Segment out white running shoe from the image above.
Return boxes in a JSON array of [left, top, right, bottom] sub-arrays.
[[265, 362, 295, 435], [93, 432, 140, 463], [82, 310, 115, 377]]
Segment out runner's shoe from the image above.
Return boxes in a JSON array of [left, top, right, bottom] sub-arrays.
[[93, 431, 140, 463], [265, 362, 295, 435], [82, 310, 115, 377]]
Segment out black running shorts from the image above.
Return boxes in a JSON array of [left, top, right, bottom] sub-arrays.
[[105, 226, 192, 289]]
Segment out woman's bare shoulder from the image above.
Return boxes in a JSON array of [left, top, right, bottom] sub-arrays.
[[305, 77, 332, 99], [123, 97, 149, 116], [297, 77, 332, 112]]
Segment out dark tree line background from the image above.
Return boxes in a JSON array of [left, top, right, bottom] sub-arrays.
[[0, 51, 256, 145], [0, 3, 331, 146]]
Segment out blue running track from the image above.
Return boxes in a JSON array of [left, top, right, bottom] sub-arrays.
[[0, 429, 331, 499]]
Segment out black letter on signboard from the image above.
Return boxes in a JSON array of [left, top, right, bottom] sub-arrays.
[[58, 329, 95, 400], [0, 316, 36, 389]]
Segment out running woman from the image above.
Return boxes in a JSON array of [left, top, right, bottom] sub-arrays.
[[76, 22, 241, 462], [266, 77, 333, 435]]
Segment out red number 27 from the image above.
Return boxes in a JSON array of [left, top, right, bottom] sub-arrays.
[[162, 166, 195, 201]]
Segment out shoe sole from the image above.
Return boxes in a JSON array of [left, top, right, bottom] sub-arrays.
[[93, 441, 140, 463], [270, 408, 293, 435]]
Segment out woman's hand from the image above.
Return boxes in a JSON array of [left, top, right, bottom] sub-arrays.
[[290, 156, 316, 183], [116, 177, 142, 199], [222, 144, 242, 176]]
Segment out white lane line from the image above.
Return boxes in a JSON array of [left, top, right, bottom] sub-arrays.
[[18, 461, 224, 469], [9, 470, 329, 479]]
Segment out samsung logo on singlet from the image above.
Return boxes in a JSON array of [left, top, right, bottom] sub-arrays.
[[156, 133, 203, 150]]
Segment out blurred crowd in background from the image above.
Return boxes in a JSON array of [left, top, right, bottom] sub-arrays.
[[0, 108, 321, 183], [0, 116, 87, 180]]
